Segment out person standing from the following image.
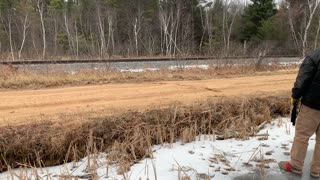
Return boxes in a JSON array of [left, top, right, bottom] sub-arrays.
[[279, 49, 320, 177]]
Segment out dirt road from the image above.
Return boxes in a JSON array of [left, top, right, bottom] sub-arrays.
[[0, 70, 297, 126]]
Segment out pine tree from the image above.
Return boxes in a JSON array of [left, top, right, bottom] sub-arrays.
[[241, 0, 277, 41]]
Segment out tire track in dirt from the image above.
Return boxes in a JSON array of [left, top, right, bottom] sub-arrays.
[[0, 71, 296, 126]]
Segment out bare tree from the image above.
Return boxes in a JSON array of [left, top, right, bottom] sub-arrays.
[[107, 15, 115, 56], [223, 0, 241, 56], [0, 0, 313, 60], [97, 5, 106, 59], [302, 0, 320, 56], [159, 2, 182, 56], [18, 14, 30, 60], [64, 9, 76, 57], [36, 0, 46, 60], [133, 17, 141, 56], [0, 10, 15, 61], [199, 5, 207, 53], [75, 19, 79, 59], [222, 0, 229, 56], [287, 2, 300, 50], [159, 5, 171, 55], [315, 17, 320, 48], [8, 14, 14, 61]]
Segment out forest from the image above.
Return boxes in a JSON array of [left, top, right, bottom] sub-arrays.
[[0, 0, 319, 60]]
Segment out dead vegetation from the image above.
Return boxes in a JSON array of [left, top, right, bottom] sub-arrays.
[[0, 64, 297, 89], [0, 94, 290, 173]]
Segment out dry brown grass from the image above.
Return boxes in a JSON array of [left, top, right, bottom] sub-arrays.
[[0, 94, 290, 173], [0, 64, 297, 89]]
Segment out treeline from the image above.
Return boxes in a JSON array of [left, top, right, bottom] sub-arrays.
[[0, 0, 319, 60]]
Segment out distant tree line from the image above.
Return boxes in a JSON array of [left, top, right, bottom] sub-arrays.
[[0, 0, 319, 60]]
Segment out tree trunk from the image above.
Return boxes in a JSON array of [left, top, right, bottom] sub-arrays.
[[315, 18, 320, 49], [18, 14, 29, 61], [107, 16, 113, 56], [1, 13, 15, 61], [64, 11, 75, 57], [37, 0, 46, 60], [222, 0, 227, 56], [54, 18, 58, 56], [97, 7, 106, 59], [75, 19, 79, 59], [133, 18, 139, 56], [288, 5, 300, 50], [302, 0, 320, 57], [227, 3, 240, 56]]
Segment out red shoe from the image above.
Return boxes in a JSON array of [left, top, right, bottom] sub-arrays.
[[278, 161, 302, 175]]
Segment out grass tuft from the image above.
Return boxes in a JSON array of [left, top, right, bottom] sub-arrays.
[[0, 94, 290, 173]]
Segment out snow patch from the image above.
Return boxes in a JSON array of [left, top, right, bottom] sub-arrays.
[[120, 68, 160, 73], [168, 65, 210, 70]]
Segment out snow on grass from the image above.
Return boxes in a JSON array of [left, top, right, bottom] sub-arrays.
[[168, 65, 210, 70], [0, 118, 316, 180], [118, 65, 210, 73], [120, 68, 159, 73], [118, 63, 297, 73]]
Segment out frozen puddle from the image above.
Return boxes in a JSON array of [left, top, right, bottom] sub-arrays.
[[0, 118, 316, 180]]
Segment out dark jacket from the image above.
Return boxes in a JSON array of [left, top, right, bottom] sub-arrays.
[[292, 49, 320, 110]]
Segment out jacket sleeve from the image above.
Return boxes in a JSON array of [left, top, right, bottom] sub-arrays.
[[292, 56, 316, 99]]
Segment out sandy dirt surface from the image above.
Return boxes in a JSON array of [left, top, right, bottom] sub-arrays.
[[0, 70, 297, 126]]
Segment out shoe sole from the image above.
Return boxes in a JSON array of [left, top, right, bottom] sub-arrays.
[[291, 170, 302, 175]]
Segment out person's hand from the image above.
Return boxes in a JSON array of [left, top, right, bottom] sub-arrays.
[[291, 97, 300, 105]]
